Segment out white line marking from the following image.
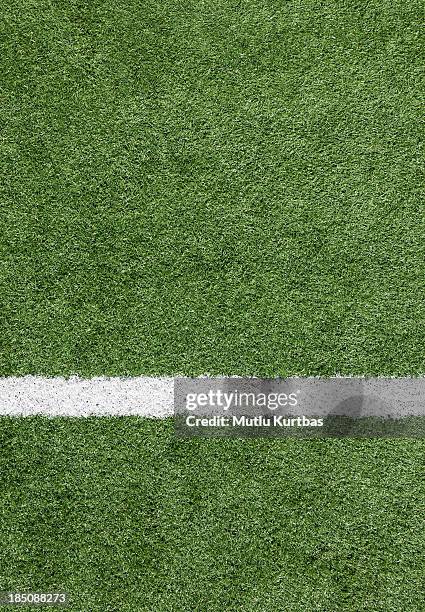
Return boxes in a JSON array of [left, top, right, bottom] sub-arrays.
[[1, 376, 425, 418], [0, 376, 174, 417]]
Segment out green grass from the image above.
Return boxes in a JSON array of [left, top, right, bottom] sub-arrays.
[[0, 417, 424, 611], [1, 3, 423, 609], [1, 0, 424, 377]]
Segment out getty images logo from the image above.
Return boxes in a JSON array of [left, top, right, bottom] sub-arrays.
[[185, 389, 299, 411]]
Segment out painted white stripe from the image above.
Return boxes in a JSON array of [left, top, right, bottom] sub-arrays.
[[1, 375, 425, 418], [0, 376, 174, 417]]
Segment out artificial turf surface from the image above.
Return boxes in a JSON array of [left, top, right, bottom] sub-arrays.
[[0, 417, 424, 612], [1, 0, 424, 377], [1, 2, 424, 610]]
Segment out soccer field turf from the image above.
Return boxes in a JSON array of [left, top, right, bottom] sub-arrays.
[[1, 0, 423, 377], [1, 418, 424, 612], [1, 1, 424, 610]]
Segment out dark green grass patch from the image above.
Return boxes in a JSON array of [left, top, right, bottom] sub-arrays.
[[0, 417, 424, 611], [1, 0, 424, 377]]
